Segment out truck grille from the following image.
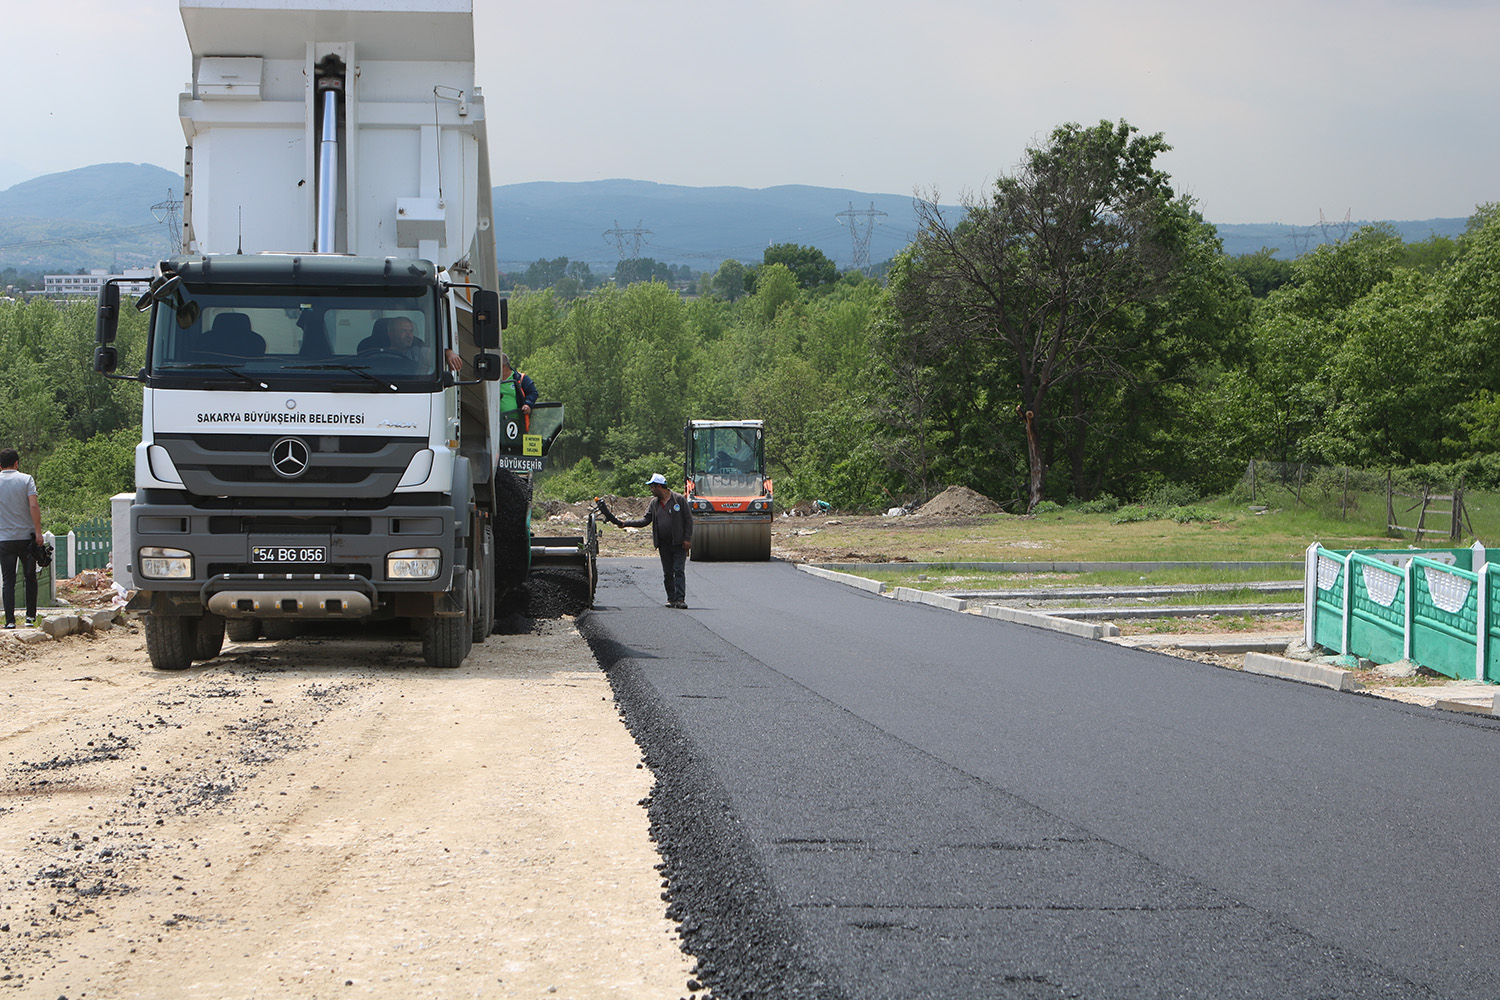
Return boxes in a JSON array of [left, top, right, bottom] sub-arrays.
[[155, 434, 426, 499]]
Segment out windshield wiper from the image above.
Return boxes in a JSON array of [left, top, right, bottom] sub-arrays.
[[156, 363, 268, 389], [280, 363, 399, 392]]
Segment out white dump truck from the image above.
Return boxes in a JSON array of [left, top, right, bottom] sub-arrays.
[[94, 0, 593, 670]]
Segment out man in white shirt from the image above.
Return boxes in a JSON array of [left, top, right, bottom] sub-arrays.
[[0, 448, 44, 629]]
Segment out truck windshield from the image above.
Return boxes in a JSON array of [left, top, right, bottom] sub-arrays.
[[148, 287, 441, 386]]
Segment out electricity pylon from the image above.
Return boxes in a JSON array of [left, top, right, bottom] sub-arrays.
[[603, 219, 652, 261], [835, 202, 887, 273], [151, 189, 184, 254]]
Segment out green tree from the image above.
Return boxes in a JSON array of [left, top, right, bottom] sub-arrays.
[[750, 263, 801, 326], [892, 119, 1187, 511], [1225, 247, 1294, 298], [711, 259, 748, 301], [761, 243, 838, 289], [35, 429, 137, 531]]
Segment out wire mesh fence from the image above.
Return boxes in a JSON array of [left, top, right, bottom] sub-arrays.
[[1241, 461, 1498, 543]]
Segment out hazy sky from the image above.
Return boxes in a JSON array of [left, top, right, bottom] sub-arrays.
[[4, 0, 1495, 223]]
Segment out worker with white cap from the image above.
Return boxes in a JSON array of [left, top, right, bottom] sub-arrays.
[[599, 472, 694, 608]]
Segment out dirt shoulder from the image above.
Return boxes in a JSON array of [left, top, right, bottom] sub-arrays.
[[0, 616, 693, 999]]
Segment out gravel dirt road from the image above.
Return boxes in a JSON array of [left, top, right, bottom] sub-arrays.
[[0, 608, 693, 999]]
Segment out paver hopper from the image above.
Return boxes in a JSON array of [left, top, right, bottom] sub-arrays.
[[496, 402, 598, 606]]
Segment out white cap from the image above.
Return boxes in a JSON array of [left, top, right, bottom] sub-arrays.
[[646, 473, 668, 487]]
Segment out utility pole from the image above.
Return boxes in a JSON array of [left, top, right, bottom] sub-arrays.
[[835, 201, 887, 273]]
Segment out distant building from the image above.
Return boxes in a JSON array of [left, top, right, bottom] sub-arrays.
[[44, 268, 152, 298]]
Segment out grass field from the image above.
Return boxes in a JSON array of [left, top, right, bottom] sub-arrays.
[[765, 491, 1499, 591]]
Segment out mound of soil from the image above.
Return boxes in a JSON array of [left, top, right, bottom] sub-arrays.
[[913, 485, 1003, 517]]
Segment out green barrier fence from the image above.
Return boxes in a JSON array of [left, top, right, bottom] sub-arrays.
[[1305, 542, 1497, 683]]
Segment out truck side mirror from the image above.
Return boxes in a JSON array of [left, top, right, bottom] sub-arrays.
[[473, 289, 505, 349], [96, 283, 120, 344], [472, 353, 502, 381], [93, 345, 119, 375]]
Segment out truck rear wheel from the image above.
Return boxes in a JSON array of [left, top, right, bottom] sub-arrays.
[[225, 618, 260, 642], [494, 469, 532, 593], [195, 613, 226, 661], [423, 570, 472, 668], [262, 620, 297, 640], [472, 523, 495, 642], [144, 614, 196, 671]]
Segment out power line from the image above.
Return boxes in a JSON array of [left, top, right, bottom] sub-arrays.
[[0, 223, 160, 253]]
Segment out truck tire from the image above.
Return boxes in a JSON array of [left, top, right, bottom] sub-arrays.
[[494, 469, 532, 594], [423, 570, 472, 668], [143, 614, 195, 671], [195, 612, 226, 661], [225, 618, 260, 642], [472, 523, 495, 642], [262, 620, 297, 640]]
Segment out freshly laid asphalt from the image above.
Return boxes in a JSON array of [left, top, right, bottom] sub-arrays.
[[578, 557, 1500, 1000]]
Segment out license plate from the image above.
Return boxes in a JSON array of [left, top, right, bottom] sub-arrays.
[[252, 545, 327, 564]]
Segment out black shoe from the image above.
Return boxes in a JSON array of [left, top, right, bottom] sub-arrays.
[[3, 621, 14, 630], [671, 600, 688, 609]]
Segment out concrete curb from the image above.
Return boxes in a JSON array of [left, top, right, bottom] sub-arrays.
[[979, 604, 1120, 640], [811, 560, 1301, 574], [795, 564, 885, 594], [798, 564, 1120, 639], [2, 609, 124, 644], [1243, 652, 1358, 692], [1431, 697, 1497, 716], [892, 587, 968, 612]]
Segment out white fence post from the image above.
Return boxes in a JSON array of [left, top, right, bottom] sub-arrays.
[[43, 531, 56, 606]]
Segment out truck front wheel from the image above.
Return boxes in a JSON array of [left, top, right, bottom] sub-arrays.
[[143, 614, 196, 671], [422, 570, 473, 669]]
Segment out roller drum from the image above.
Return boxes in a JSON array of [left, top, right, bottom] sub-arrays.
[[691, 518, 771, 562]]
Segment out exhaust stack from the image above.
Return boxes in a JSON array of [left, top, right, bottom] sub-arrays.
[[315, 56, 345, 253]]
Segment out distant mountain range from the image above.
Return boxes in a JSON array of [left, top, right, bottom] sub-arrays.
[[0, 162, 1474, 276]]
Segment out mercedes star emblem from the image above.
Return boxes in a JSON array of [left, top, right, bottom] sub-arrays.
[[271, 437, 311, 478]]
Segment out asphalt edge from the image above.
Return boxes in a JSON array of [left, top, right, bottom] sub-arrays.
[[576, 610, 852, 1000], [795, 563, 1500, 718]]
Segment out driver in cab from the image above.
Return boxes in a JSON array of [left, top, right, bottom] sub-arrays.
[[365, 316, 462, 372]]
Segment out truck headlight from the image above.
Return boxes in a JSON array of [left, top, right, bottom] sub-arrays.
[[139, 547, 193, 579], [750, 500, 769, 511], [387, 547, 441, 580]]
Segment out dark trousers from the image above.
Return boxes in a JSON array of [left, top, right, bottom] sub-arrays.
[[0, 539, 37, 624], [657, 544, 687, 604]]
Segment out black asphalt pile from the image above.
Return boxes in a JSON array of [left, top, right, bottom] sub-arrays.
[[578, 618, 849, 1000], [495, 569, 594, 633]]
